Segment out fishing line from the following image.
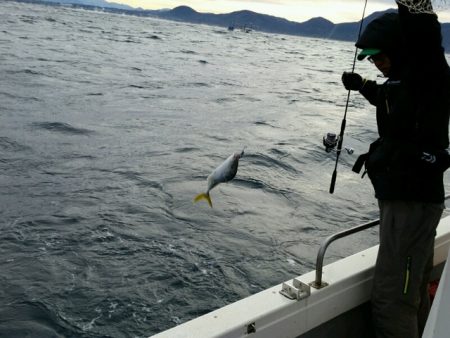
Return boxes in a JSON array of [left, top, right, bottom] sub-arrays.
[[329, 0, 369, 194]]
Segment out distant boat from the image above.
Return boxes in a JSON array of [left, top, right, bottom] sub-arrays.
[[241, 24, 252, 33], [227, 22, 253, 33]]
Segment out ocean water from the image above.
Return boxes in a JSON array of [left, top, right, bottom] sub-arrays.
[[1, 1, 449, 337]]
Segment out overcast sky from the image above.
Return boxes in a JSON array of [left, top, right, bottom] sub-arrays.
[[111, 0, 450, 23]]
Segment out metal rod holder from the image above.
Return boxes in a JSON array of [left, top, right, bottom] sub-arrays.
[[311, 219, 379, 289]]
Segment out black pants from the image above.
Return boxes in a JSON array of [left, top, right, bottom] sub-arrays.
[[372, 200, 444, 338]]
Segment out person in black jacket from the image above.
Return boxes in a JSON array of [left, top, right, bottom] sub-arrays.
[[341, 1, 450, 337]]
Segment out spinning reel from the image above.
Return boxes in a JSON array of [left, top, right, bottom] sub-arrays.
[[323, 132, 354, 155]]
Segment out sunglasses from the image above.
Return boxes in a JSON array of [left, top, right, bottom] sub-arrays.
[[368, 53, 385, 63]]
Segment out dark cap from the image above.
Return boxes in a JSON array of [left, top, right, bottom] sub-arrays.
[[357, 48, 382, 60], [356, 12, 400, 60]]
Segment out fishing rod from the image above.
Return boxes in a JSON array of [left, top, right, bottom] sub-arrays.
[[329, 0, 369, 194]]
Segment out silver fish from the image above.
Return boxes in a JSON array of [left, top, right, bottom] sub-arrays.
[[194, 149, 244, 208]]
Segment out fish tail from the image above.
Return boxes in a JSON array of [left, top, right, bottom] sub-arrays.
[[241, 146, 246, 157], [194, 193, 212, 208]]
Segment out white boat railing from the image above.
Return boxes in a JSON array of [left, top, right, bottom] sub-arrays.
[[312, 219, 379, 289]]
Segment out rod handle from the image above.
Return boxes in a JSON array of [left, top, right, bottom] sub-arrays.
[[329, 170, 337, 194]]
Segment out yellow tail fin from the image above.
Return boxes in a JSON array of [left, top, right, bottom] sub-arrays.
[[194, 193, 212, 208]]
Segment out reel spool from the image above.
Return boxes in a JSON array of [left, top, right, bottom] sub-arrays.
[[323, 133, 339, 153]]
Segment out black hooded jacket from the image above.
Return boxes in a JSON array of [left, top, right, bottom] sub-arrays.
[[356, 5, 450, 203]]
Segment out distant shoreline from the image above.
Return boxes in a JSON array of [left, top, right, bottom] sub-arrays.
[[8, 0, 450, 52]]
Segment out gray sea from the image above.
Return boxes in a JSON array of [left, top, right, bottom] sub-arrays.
[[1, 1, 449, 337]]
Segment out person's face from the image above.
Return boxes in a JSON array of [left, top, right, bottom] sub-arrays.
[[368, 53, 391, 77]]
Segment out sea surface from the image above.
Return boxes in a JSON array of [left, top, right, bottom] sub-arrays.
[[1, 1, 449, 337]]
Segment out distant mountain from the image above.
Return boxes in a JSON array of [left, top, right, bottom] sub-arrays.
[[326, 9, 397, 41], [12, 0, 450, 51], [157, 6, 337, 38], [158, 5, 450, 50]]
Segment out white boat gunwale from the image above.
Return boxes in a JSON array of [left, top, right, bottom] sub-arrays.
[[151, 212, 450, 338]]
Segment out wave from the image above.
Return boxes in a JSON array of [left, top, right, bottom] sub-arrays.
[[128, 84, 145, 89], [174, 147, 200, 153], [0, 137, 31, 152], [215, 97, 235, 103], [180, 49, 198, 55], [7, 69, 45, 76], [19, 15, 36, 24], [186, 82, 211, 88], [0, 301, 81, 338], [30, 122, 94, 135], [244, 152, 300, 174], [253, 120, 279, 128], [233, 177, 294, 199]]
